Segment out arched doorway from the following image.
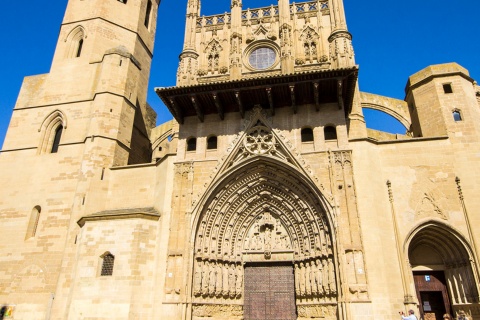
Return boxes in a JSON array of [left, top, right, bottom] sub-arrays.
[[408, 223, 479, 320], [190, 158, 338, 320]]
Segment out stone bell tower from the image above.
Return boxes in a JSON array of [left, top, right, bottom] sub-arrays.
[[4, 0, 160, 167], [0, 1, 160, 319]]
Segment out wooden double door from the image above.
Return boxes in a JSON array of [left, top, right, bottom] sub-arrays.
[[244, 262, 297, 320], [414, 271, 452, 320]]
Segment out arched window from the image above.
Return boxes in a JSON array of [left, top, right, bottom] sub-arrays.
[[301, 128, 314, 142], [51, 125, 63, 153], [207, 136, 218, 150], [65, 26, 85, 59], [100, 252, 115, 276], [25, 206, 41, 240], [324, 126, 337, 140], [453, 110, 462, 122], [38, 110, 67, 154], [187, 137, 197, 152]]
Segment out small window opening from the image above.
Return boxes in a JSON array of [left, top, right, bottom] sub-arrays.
[[453, 110, 462, 122], [101, 253, 115, 276], [25, 206, 41, 240], [187, 137, 197, 152], [301, 128, 314, 142], [207, 136, 218, 150], [324, 126, 337, 140], [443, 83, 453, 94], [76, 39, 84, 58], [117, 0, 127, 3], [51, 125, 63, 153], [158, 146, 163, 151], [144, 0, 152, 28]]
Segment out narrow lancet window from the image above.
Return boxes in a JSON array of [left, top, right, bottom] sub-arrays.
[[51, 125, 63, 153], [144, 0, 152, 28], [76, 39, 84, 58], [25, 206, 41, 240]]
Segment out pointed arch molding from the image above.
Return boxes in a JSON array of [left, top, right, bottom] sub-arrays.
[[38, 110, 67, 132], [188, 108, 340, 307], [405, 220, 480, 304], [64, 25, 87, 43], [404, 220, 475, 264], [193, 157, 335, 260], [37, 110, 67, 154], [190, 107, 336, 258]]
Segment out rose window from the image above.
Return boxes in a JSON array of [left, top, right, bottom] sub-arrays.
[[244, 126, 275, 155]]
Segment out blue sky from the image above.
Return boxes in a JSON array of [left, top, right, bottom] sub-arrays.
[[0, 0, 478, 145]]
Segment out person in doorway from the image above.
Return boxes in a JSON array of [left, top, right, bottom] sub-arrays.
[[0, 306, 7, 320], [399, 309, 418, 320]]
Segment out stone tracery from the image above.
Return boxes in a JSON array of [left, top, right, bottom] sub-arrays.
[[301, 26, 319, 63]]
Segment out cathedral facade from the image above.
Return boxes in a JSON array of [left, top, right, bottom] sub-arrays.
[[1, 0, 480, 319]]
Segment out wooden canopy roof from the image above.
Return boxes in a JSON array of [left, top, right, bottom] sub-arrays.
[[155, 67, 358, 124]]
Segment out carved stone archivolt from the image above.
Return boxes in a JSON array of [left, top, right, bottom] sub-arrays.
[[192, 158, 337, 306], [190, 106, 334, 208], [191, 107, 338, 311]]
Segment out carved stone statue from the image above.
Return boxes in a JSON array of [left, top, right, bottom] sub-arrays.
[[328, 258, 336, 294], [229, 263, 236, 298], [305, 261, 312, 296], [193, 260, 203, 296], [315, 234, 322, 252], [211, 237, 217, 254], [215, 262, 223, 297], [322, 259, 329, 295], [202, 261, 209, 295], [264, 227, 272, 250], [224, 239, 231, 256], [314, 259, 323, 295], [250, 235, 258, 251], [244, 236, 250, 251], [222, 263, 229, 296], [310, 260, 318, 295], [294, 263, 301, 295], [299, 262, 306, 297], [235, 264, 243, 298], [208, 262, 216, 296]]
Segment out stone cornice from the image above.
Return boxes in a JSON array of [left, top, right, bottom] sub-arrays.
[[77, 207, 160, 227]]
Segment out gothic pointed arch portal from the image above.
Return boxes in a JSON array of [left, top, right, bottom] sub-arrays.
[[407, 222, 479, 319], [191, 158, 338, 319]]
